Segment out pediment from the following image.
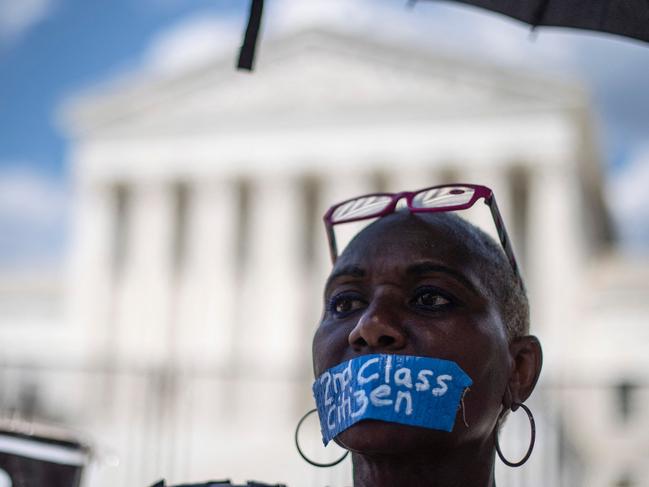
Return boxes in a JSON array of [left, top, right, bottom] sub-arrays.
[[65, 29, 581, 136]]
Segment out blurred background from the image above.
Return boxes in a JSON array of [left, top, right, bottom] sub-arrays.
[[1, 0, 649, 486]]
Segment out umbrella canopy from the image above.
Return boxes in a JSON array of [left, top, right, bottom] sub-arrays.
[[428, 0, 649, 44]]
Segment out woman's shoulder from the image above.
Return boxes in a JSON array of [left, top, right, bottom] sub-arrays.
[[150, 480, 287, 487]]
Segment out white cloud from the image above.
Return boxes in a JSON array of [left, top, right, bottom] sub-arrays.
[[144, 13, 241, 75], [269, 0, 372, 33], [0, 0, 55, 43], [607, 148, 649, 249], [0, 167, 66, 223], [0, 166, 68, 269]]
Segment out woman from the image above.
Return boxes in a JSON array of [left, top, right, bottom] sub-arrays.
[[156, 184, 542, 487], [305, 184, 542, 487]]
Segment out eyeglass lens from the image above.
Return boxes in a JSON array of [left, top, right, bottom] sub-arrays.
[[411, 186, 475, 209], [331, 195, 393, 222]]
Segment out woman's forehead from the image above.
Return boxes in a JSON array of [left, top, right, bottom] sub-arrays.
[[337, 213, 475, 266]]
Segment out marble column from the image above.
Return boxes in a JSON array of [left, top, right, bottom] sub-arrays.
[[236, 176, 304, 375], [67, 180, 118, 362], [526, 160, 581, 370], [174, 179, 238, 370], [114, 180, 175, 366]]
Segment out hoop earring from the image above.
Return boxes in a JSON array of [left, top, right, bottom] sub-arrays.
[[294, 408, 349, 468], [495, 402, 536, 467]]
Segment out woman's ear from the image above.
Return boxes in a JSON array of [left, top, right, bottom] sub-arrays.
[[507, 335, 543, 410]]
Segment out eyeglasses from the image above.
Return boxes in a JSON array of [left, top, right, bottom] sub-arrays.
[[323, 183, 521, 282]]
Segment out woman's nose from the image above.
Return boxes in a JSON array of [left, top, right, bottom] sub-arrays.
[[348, 297, 407, 352]]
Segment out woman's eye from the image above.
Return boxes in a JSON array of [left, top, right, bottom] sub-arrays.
[[329, 294, 366, 317], [412, 288, 453, 309]]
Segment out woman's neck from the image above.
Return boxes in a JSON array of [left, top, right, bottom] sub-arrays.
[[351, 443, 496, 487]]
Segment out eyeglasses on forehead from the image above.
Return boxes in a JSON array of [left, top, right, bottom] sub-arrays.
[[323, 183, 521, 283]]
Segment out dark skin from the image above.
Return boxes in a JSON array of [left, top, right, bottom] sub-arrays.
[[312, 212, 542, 487]]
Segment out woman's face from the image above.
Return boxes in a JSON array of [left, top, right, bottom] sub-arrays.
[[312, 213, 513, 455]]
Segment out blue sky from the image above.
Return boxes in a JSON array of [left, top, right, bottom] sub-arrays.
[[0, 0, 244, 178], [1, 0, 649, 270]]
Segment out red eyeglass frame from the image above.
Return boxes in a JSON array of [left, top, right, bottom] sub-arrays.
[[323, 183, 520, 282]]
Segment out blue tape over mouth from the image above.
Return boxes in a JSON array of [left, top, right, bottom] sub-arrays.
[[312, 354, 472, 445]]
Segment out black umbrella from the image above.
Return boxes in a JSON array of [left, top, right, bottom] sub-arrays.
[[423, 0, 649, 44], [236, 0, 649, 71]]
